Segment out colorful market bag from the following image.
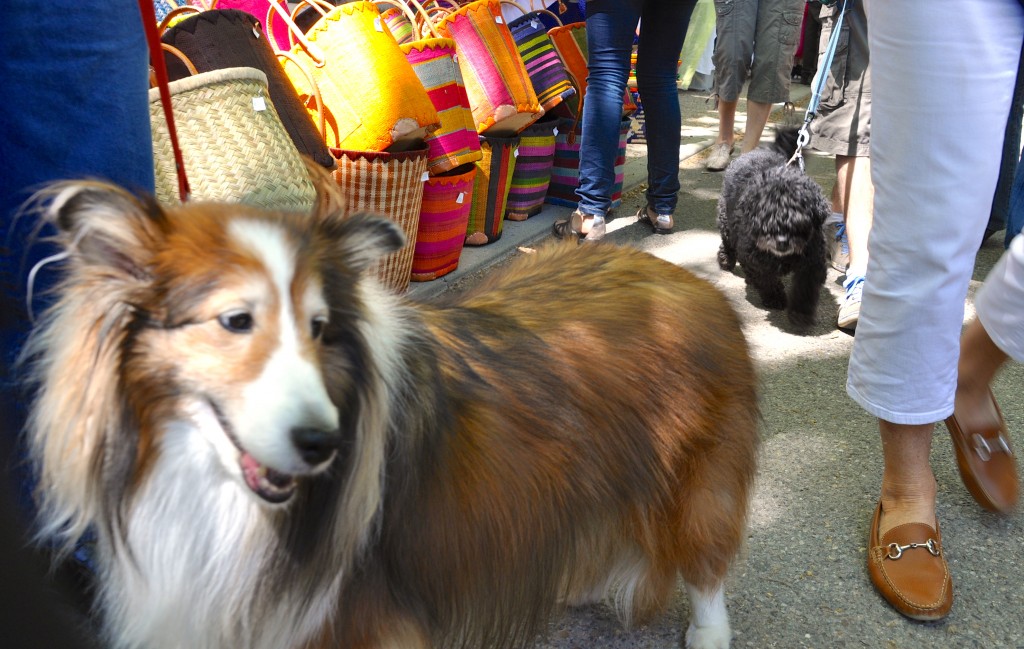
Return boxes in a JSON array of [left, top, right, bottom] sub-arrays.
[[544, 116, 628, 210], [411, 163, 478, 281], [465, 134, 519, 245], [268, 0, 440, 151], [394, 0, 483, 175], [504, 116, 557, 220], [547, 20, 636, 119], [149, 66, 317, 209], [433, 0, 543, 136], [214, 0, 294, 51], [330, 146, 430, 292], [161, 8, 335, 169], [505, 1, 575, 113]]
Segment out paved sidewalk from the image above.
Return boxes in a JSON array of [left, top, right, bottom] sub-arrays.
[[409, 84, 1024, 648]]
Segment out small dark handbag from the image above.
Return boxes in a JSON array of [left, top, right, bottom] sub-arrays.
[[162, 9, 335, 169]]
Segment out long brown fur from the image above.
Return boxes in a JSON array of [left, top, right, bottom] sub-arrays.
[[24, 169, 759, 649]]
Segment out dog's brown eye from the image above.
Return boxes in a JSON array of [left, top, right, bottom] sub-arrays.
[[219, 311, 254, 333], [311, 316, 327, 340]]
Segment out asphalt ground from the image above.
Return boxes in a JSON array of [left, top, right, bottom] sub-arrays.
[[409, 85, 1024, 649]]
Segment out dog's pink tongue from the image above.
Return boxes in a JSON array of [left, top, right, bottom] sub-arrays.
[[241, 453, 263, 492]]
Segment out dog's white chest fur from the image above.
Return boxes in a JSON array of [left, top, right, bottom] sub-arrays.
[[101, 423, 340, 649]]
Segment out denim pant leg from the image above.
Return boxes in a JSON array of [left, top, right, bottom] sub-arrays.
[[576, 0, 641, 217], [0, 0, 154, 516], [637, 0, 698, 215], [1007, 148, 1024, 246]]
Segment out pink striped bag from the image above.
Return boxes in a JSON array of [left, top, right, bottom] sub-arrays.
[[411, 163, 478, 281]]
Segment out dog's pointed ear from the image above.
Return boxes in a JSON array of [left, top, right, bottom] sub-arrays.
[[36, 180, 166, 282], [328, 213, 406, 275], [304, 156, 347, 225], [301, 157, 405, 274]]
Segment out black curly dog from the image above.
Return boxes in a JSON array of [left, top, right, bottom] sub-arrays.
[[716, 127, 831, 327]]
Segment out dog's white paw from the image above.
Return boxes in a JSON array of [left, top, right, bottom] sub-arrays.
[[684, 623, 731, 649]]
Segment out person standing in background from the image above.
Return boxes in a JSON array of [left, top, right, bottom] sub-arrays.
[[705, 0, 805, 171]]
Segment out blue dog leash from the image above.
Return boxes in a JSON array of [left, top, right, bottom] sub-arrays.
[[789, 0, 852, 170]]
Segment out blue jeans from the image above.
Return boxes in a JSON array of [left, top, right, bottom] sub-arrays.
[[0, 0, 154, 518], [576, 0, 697, 217]]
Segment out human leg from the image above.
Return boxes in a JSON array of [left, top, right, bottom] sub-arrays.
[[574, 0, 640, 230], [849, 0, 1023, 425], [635, 0, 697, 219], [739, 99, 774, 153], [852, 0, 1024, 620], [745, 0, 804, 148], [0, 0, 154, 514], [945, 233, 1024, 513], [707, 0, 758, 169]]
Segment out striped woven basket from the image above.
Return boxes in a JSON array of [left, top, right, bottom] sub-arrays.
[[399, 35, 482, 175], [411, 163, 478, 281], [465, 134, 520, 246], [505, 116, 558, 220], [544, 116, 629, 211], [506, 2, 576, 113], [148, 67, 316, 210], [330, 146, 430, 292], [434, 0, 543, 136]]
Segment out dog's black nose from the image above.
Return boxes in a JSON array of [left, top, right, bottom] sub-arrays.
[[291, 427, 340, 466]]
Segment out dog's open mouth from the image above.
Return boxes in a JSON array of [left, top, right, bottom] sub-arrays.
[[206, 398, 297, 504], [238, 452, 296, 504]]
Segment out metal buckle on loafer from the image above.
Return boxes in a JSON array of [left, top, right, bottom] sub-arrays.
[[886, 538, 940, 560], [973, 433, 1014, 462]]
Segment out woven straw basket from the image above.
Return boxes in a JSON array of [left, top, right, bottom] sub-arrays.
[[149, 67, 316, 210], [331, 147, 430, 292]]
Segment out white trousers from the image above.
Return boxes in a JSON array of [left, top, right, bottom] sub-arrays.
[[848, 0, 1024, 425], [977, 233, 1024, 363]]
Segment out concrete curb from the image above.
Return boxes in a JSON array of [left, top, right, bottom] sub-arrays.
[[407, 137, 718, 299]]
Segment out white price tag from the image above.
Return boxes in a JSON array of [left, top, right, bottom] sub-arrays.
[[456, 192, 465, 204], [252, 96, 267, 111], [374, 16, 383, 32], [513, 148, 519, 157], [530, 19, 539, 29], [421, 171, 430, 182], [495, 16, 503, 24], [553, 128, 559, 136]]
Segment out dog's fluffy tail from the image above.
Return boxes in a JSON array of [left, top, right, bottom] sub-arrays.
[[771, 127, 800, 160]]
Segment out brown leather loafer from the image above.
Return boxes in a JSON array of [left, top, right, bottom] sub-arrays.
[[867, 502, 952, 621], [945, 390, 1018, 513]]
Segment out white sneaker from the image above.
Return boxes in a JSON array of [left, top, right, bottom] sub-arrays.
[[705, 142, 734, 171], [837, 275, 864, 330]]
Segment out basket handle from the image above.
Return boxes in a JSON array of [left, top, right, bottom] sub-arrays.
[[398, 0, 445, 39], [498, 0, 530, 19], [150, 43, 199, 86], [266, 0, 327, 65], [276, 50, 327, 140], [158, 5, 201, 33], [375, 0, 438, 40]]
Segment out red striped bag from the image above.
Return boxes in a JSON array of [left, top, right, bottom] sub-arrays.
[[411, 163, 478, 281], [465, 134, 519, 245], [330, 146, 430, 292], [398, 1, 483, 175]]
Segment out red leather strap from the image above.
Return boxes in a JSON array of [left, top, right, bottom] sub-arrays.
[[138, 0, 190, 202]]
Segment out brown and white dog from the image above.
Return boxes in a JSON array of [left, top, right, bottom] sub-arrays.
[[23, 174, 760, 649]]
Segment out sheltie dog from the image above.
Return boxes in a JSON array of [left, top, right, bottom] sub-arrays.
[[23, 173, 759, 649]]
